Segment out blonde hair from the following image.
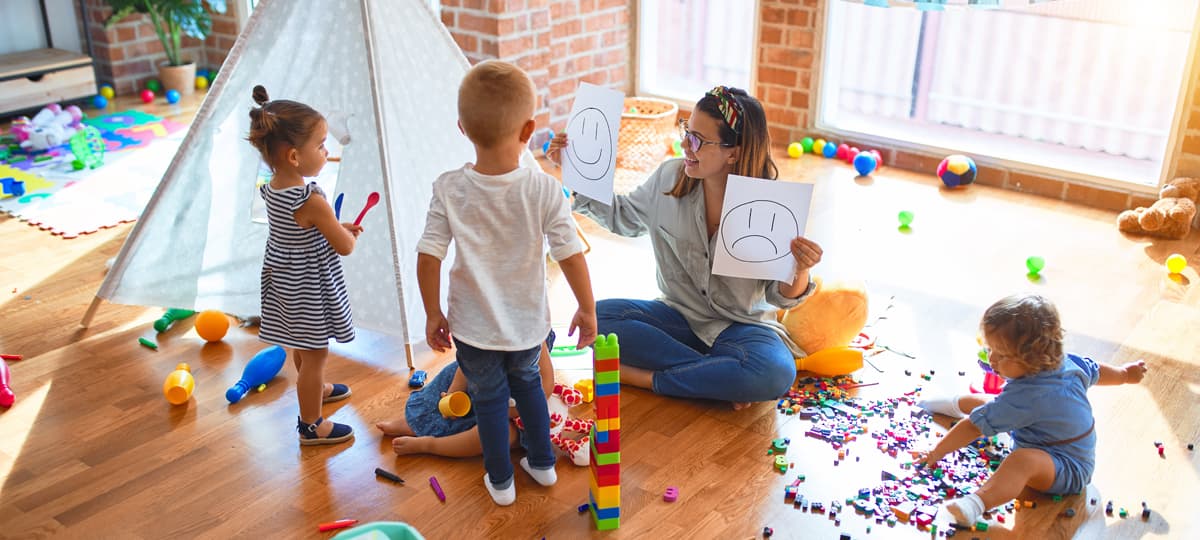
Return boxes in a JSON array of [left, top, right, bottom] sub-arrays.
[[458, 60, 536, 148], [246, 85, 324, 170], [981, 294, 1065, 374], [666, 87, 778, 197]]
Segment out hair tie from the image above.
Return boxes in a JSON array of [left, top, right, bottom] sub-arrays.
[[707, 86, 743, 134]]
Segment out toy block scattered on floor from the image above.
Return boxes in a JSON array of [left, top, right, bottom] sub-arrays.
[[589, 333, 620, 530]]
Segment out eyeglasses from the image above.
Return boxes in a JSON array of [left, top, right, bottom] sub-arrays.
[[678, 118, 733, 153]]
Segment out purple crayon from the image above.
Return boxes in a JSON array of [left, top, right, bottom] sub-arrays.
[[226, 345, 286, 403], [429, 476, 445, 502]]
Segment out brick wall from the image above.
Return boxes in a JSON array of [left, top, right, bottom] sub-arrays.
[[441, 0, 631, 135], [80, 0, 239, 95], [753, 0, 1200, 211]]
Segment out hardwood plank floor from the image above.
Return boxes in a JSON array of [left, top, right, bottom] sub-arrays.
[[2, 97, 1199, 539]]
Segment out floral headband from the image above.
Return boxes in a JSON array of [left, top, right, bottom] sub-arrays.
[[707, 86, 743, 135]]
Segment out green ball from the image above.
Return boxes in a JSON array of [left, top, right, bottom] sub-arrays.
[[800, 137, 814, 153], [671, 139, 683, 158], [1025, 256, 1045, 275], [897, 210, 914, 227]]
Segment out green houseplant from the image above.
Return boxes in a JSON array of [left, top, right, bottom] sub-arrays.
[[104, 0, 228, 95]]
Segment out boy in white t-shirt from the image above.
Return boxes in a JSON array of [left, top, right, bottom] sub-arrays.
[[416, 60, 597, 506]]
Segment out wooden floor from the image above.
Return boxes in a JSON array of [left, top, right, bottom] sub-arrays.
[[2, 97, 1199, 539]]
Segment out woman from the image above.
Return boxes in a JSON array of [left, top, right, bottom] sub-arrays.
[[549, 86, 823, 408]]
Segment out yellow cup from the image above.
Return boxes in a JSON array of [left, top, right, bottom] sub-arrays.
[[163, 363, 195, 405], [438, 391, 471, 417]]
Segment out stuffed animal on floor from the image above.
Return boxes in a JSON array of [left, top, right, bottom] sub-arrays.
[[777, 276, 869, 375], [12, 104, 84, 152], [513, 382, 591, 466], [1117, 177, 1200, 240]]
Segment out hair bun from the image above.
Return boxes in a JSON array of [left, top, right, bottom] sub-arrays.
[[252, 85, 270, 106]]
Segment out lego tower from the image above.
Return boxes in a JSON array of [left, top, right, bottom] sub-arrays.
[[589, 333, 620, 530]]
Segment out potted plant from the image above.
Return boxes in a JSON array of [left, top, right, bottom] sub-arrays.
[[104, 0, 227, 96]]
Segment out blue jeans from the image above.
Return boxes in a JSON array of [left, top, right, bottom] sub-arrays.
[[597, 299, 795, 402], [454, 338, 555, 488]]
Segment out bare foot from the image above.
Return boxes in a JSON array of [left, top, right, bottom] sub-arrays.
[[731, 401, 752, 411], [393, 436, 432, 455], [376, 417, 414, 436]]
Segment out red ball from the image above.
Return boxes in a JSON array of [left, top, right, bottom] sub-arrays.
[[847, 149, 861, 164], [140, 89, 155, 104], [869, 150, 883, 169], [835, 144, 849, 160]]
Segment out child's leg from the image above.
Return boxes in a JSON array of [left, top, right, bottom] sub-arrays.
[[919, 394, 994, 418], [944, 448, 1056, 525], [392, 423, 518, 457], [454, 340, 518, 502], [376, 415, 415, 437], [956, 394, 993, 415], [508, 346, 556, 483], [296, 347, 333, 437]]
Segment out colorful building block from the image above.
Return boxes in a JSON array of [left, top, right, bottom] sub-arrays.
[[574, 379, 594, 402]]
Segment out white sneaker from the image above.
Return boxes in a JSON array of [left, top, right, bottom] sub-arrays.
[[520, 456, 558, 486], [943, 493, 985, 526], [484, 473, 516, 506], [917, 396, 966, 419]]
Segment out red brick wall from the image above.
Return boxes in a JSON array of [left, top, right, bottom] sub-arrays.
[[441, 0, 631, 135], [81, 0, 238, 95]]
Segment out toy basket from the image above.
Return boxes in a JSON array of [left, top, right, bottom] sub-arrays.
[[617, 96, 678, 175]]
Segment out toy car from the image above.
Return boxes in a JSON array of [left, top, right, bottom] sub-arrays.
[[408, 370, 427, 388]]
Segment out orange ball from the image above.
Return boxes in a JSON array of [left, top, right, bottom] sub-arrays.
[[194, 310, 229, 342]]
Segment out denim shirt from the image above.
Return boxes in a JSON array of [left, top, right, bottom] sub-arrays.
[[572, 158, 813, 355]]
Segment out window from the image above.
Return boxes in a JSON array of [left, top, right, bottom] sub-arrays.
[[637, 0, 756, 103], [819, 0, 1199, 186]]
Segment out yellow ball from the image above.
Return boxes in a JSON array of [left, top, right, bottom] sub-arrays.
[[814, 139, 826, 154], [195, 76, 209, 90], [194, 310, 229, 342], [1166, 253, 1187, 274], [787, 142, 803, 158], [99, 85, 115, 99]]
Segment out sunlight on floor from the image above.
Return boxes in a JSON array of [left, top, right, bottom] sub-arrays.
[[0, 380, 52, 498]]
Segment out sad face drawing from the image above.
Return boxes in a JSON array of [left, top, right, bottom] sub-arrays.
[[564, 107, 613, 181], [720, 200, 798, 263]]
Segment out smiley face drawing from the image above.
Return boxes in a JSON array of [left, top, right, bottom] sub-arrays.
[[720, 200, 799, 263], [564, 107, 613, 181]]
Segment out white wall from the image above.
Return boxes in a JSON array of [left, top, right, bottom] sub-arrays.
[[0, 0, 84, 56]]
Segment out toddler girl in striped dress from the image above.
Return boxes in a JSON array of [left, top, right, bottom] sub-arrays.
[[247, 85, 362, 446]]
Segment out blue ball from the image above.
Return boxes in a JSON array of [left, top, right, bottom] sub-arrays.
[[853, 153, 877, 176], [822, 142, 838, 158], [92, 95, 108, 109], [196, 68, 210, 78], [165, 89, 181, 104]]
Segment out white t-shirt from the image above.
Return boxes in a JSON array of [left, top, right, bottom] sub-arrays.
[[418, 164, 584, 350]]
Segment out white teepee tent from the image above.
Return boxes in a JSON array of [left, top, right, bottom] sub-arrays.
[[84, 0, 516, 366]]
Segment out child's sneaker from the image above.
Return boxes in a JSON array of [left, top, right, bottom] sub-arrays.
[[484, 474, 516, 506], [943, 493, 985, 526], [917, 395, 966, 419], [322, 383, 352, 403], [520, 456, 558, 486], [297, 416, 354, 445]]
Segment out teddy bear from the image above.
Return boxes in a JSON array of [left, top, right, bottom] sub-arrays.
[[777, 276, 869, 357], [1117, 177, 1200, 240]]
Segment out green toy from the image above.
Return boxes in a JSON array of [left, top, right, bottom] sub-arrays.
[[70, 126, 105, 170]]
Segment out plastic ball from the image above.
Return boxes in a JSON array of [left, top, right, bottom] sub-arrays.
[[937, 154, 977, 188], [145, 80, 161, 92], [813, 138, 826, 154], [1166, 253, 1187, 274], [197, 68, 210, 79], [868, 150, 883, 168], [853, 153, 877, 176], [787, 142, 803, 158], [800, 137, 814, 154], [194, 310, 229, 342], [99, 85, 115, 99], [195, 76, 209, 90], [822, 142, 838, 158], [846, 147, 859, 164], [671, 139, 684, 158], [1026, 256, 1046, 276], [139, 89, 155, 104], [92, 95, 109, 109], [898, 210, 914, 227], [166, 89, 181, 104], [835, 144, 849, 160]]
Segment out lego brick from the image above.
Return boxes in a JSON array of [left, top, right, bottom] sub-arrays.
[[590, 460, 620, 478], [590, 464, 620, 487], [593, 333, 620, 360], [589, 493, 621, 519], [597, 430, 608, 444], [593, 429, 620, 453], [590, 437, 621, 465], [589, 475, 621, 507], [595, 382, 620, 397], [608, 416, 620, 430], [574, 379, 594, 402], [595, 370, 619, 385], [596, 418, 608, 432], [594, 357, 621, 373]]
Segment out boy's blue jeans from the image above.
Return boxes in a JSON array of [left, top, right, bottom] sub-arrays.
[[454, 338, 555, 488], [597, 299, 795, 402]]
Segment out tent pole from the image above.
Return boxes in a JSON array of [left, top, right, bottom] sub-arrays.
[[80, 296, 103, 328], [404, 343, 414, 370]]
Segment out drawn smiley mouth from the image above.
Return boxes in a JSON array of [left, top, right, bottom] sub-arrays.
[[730, 235, 780, 255]]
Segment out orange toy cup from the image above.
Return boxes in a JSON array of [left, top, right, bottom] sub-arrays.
[[438, 391, 471, 417], [163, 363, 195, 405]]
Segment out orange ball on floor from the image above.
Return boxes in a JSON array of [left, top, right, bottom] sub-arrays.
[[194, 310, 229, 342]]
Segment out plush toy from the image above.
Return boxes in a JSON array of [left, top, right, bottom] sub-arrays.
[[511, 382, 592, 466], [777, 276, 869, 361], [12, 104, 83, 152], [1117, 177, 1200, 240]]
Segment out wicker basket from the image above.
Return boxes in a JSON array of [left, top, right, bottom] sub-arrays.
[[617, 96, 678, 175]]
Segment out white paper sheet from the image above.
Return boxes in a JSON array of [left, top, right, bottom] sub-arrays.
[[561, 83, 623, 204], [711, 175, 815, 283]]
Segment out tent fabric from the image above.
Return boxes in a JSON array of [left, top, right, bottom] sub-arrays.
[[93, 0, 515, 352]]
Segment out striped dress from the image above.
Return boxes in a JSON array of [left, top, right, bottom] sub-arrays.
[[258, 182, 354, 350]]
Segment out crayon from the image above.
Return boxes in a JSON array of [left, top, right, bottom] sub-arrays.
[[429, 476, 445, 502]]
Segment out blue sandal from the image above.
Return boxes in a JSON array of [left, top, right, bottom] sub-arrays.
[[297, 416, 354, 446], [322, 383, 352, 404]]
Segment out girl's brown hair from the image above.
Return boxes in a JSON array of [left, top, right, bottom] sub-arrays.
[[981, 294, 1065, 374], [665, 87, 778, 197], [246, 85, 324, 169]]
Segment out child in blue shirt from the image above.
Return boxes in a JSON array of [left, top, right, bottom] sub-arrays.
[[917, 293, 1147, 526]]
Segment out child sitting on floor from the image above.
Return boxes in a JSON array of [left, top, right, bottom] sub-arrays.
[[917, 293, 1147, 526]]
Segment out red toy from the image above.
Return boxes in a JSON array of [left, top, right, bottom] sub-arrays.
[[140, 89, 155, 104], [1, 359, 14, 407]]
